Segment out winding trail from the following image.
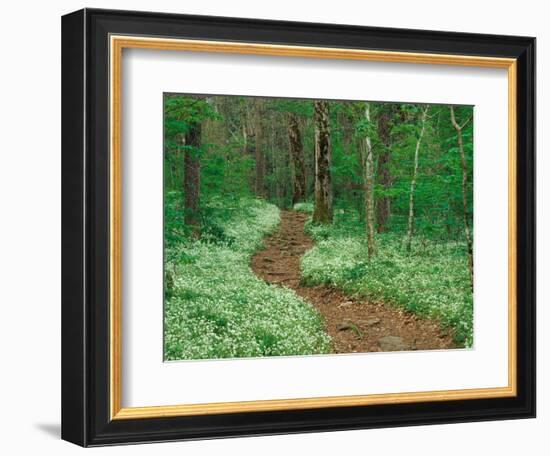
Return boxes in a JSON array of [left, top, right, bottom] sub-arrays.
[[251, 210, 456, 353]]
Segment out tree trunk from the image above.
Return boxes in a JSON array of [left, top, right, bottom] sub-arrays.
[[376, 107, 392, 232], [450, 106, 474, 287], [312, 100, 333, 224], [243, 100, 256, 192], [363, 103, 376, 258], [253, 99, 266, 197], [288, 113, 306, 205], [405, 106, 429, 253], [183, 122, 202, 236]]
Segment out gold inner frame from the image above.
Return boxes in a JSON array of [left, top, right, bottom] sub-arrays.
[[109, 35, 518, 420]]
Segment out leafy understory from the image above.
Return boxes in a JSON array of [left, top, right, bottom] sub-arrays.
[[164, 196, 331, 360], [301, 215, 473, 347], [293, 202, 314, 214]]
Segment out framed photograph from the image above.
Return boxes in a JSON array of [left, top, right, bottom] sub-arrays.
[[61, 8, 535, 447]]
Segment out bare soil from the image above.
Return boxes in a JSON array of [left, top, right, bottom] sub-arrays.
[[251, 210, 456, 354]]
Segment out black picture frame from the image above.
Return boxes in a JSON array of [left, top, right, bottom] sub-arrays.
[[62, 7, 536, 447]]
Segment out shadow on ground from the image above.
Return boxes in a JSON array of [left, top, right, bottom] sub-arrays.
[[34, 423, 60, 439]]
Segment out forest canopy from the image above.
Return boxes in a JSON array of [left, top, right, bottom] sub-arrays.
[[163, 93, 474, 360]]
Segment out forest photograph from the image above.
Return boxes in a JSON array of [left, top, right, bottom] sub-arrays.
[[163, 93, 474, 361]]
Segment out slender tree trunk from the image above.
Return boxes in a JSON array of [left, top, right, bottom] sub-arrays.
[[242, 105, 250, 155], [243, 101, 256, 192], [405, 106, 429, 253], [312, 100, 333, 224], [288, 113, 306, 205], [450, 106, 474, 287], [176, 138, 185, 186], [254, 99, 265, 197], [376, 108, 392, 232], [183, 122, 202, 236], [363, 103, 376, 258]]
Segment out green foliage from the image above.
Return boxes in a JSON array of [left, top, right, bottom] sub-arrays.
[[268, 98, 313, 117], [164, 197, 331, 360], [164, 95, 219, 133], [293, 202, 314, 213], [164, 95, 255, 204]]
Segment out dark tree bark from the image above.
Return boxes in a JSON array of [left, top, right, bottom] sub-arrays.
[[376, 107, 392, 232], [312, 100, 333, 224], [287, 113, 306, 205], [184, 122, 202, 236]]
